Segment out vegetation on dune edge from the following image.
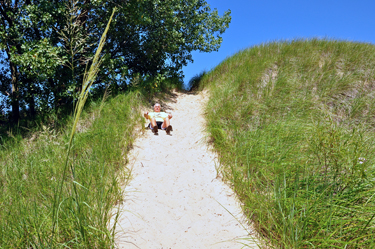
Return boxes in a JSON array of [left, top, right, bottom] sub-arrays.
[[0, 80, 181, 247], [200, 39, 375, 248], [0, 0, 229, 247], [0, 10, 147, 246], [0, 91, 145, 247]]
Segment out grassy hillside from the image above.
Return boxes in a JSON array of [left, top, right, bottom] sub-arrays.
[[200, 39, 375, 248], [0, 91, 146, 247]]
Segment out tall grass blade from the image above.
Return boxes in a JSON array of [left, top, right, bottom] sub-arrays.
[[51, 7, 117, 241]]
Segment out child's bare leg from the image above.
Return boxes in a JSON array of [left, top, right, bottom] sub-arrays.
[[150, 118, 157, 127], [162, 118, 170, 129]]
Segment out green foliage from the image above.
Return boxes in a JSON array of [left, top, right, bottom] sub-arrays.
[[202, 39, 375, 248], [51, 8, 116, 243], [128, 72, 183, 96], [13, 38, 64, 80], [0, 0, 231, 122], [0, 9, 146, 247]]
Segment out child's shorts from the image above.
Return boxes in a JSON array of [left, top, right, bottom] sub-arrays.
[[149, 121, 166, 130]]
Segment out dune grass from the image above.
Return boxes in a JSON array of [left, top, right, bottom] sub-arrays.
[[201, 39, 375, 248], [0, 32, 181, 247], [0, 91, 145, 247], [0, 9, 147, 247]]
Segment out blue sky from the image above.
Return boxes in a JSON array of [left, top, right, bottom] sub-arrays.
[[182, 0, 375, 87]]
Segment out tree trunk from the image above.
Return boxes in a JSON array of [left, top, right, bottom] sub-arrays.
[[29, 94, 36, 117], [48, 78, 58, 110], [10, 60, 20, 123], [24, 78, 37, 117]]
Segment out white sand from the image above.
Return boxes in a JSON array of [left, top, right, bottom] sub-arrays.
[[113, 91, 259, 248]]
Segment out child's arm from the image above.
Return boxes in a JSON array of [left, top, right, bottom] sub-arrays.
[[162, 112, 172, 120]]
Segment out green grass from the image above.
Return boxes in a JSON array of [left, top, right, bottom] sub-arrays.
[[0, 91, 145, 247], [200, 39, 375, 248], [0, 10, 164, 247], [0, 15, 181, 245]]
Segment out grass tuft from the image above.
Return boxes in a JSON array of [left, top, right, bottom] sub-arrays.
[[187, 71, 207, 91]]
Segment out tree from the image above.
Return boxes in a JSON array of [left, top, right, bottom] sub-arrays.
[[0, 0, 66, 122], [95, 0, 231, 79], [0, 0, 231, 123]]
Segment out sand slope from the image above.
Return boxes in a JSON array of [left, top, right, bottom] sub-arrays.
[[114, 91, 259, 248]]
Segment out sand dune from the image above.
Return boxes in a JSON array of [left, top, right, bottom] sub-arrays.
[[113, 91, 259, 248]]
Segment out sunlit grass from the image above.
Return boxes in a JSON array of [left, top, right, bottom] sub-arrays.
[[0, 91, 145, 247], [201, 39, 375, 248], [0, 8, 145, 247], [51, 7, 116, 242]]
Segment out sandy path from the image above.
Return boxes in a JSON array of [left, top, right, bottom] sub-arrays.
[[113, 91, 259, 248]]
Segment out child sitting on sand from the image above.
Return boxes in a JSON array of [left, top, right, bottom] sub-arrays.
[[144, 103, 173, 135]]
